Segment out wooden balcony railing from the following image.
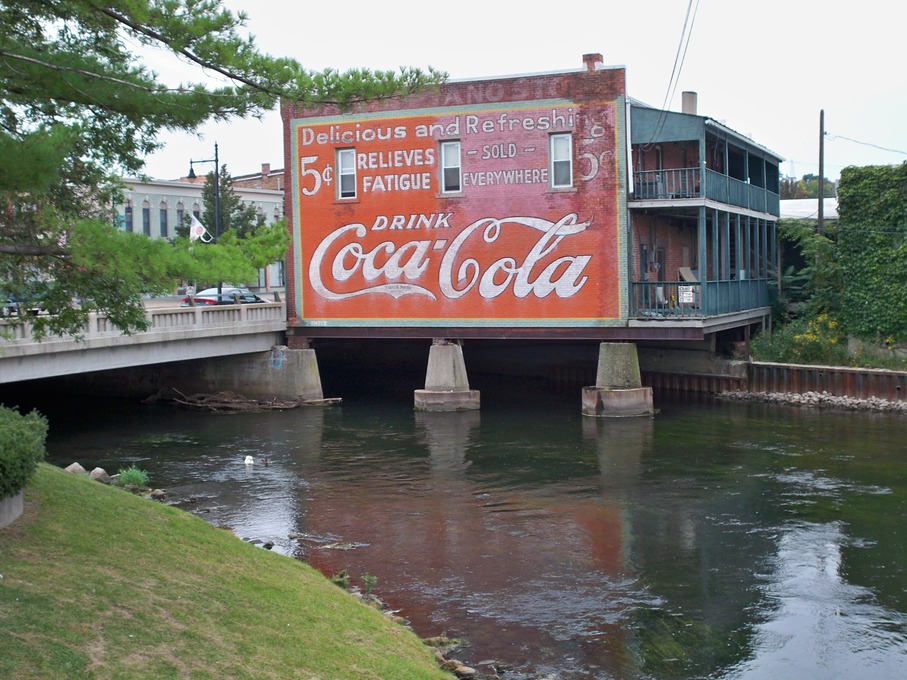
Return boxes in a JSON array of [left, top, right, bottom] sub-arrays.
[[631, 279, 769, 318], [633, 168, 780, 215]]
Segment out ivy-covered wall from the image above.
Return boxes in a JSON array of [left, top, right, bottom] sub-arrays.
[[837, 164, 907, 342]]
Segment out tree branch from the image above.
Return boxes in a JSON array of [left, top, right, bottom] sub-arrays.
[[0, 244, 67, 256], [94, 6, 284, 98]]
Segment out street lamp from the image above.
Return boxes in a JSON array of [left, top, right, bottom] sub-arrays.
[[188, 142, 222, 295]]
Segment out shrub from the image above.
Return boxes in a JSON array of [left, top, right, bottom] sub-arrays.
[[361, 573, 378, 596], [0, 406, 48, 499], [752, 314, 849, 366], [117, 464, 149, 488], [330, 569, 350, 589]]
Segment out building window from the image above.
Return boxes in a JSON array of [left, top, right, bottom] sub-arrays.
[[550, 133, 573, 188], [124, 202, 133, 232], [440, 141, 461, 193], [142, 201, 151, 236], [337, 148, 356, 199], [159, 206, 168, 238]]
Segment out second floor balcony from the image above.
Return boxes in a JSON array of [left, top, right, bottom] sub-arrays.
[[633, 168, 780, 215]]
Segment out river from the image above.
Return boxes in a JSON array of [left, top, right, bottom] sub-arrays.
[[28, 379, 907, 679]]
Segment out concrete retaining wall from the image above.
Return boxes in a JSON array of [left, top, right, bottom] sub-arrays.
[[0, 491, 24, 528]]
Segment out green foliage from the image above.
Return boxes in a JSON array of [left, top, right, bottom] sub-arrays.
[[780, 173, 836, 200], [361, 573, 378, 596], [116, 465, 149, 488], [0, 406, 48, 499], [0, 0, 446, 338], [751, 314, 849, 365], [777, 218, 842, 320], [836, 163, 907, 342], [331, 569, 351, 589]]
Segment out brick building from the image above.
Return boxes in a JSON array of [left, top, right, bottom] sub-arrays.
[[282, 53, 779, 340], [280, 54, 781, 404]]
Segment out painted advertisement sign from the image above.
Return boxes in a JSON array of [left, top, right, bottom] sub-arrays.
[[290, 99, 623, 327]]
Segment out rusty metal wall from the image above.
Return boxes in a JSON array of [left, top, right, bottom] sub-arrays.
[[642, 371, 747, 394], [643, 363, 907, 401], [747, 362, 907, 401]]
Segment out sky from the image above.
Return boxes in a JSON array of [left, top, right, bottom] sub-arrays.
[[142, 0, 907, 186]]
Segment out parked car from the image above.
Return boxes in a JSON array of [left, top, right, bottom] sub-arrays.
[[1, 296, 44, 317], [180, 287, 269, 307]]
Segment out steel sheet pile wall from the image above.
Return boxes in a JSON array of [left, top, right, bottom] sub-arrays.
[[748, 362, 906, 401]]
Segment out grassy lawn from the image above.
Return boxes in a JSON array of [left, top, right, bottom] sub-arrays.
[[0, 465, 451, 679]]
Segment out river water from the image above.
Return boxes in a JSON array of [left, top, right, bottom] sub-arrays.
[[32, 380, 907, 679]]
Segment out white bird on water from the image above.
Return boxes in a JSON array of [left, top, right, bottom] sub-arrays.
[[244, 455, 254, 465]]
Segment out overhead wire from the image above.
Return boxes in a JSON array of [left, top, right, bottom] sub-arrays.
[[645, 0, 701, 147], [825, 132, 907, 157]]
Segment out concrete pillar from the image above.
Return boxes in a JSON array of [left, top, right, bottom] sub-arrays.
[[582, 342, 654, 417], [414, 339, 480, 412], [200, 345, 325, 402]]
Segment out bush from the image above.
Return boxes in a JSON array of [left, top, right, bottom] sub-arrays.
[[751, 314, 849, 366], [117, 464, 149, 488], [0, 406, 48, 499]]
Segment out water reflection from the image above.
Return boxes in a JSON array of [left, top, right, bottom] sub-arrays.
[[416, 410, 479, 478], [36, 392, 907, 679], [723, 521, 907, 679]]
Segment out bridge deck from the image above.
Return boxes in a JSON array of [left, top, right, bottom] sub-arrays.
[[0, 302, 288, 383]]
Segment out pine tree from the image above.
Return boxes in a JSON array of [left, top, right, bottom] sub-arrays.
[[0, 0, 445, 338]]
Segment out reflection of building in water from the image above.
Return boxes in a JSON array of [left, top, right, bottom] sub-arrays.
[[415, 410, 480, 478], [574, 417, 651, 575], [299, 412, 653, 674]]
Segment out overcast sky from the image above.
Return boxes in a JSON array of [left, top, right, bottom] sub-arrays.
[[142, 0, 907, 186]]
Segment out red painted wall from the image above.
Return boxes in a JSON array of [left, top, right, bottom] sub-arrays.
[[282, 61, 627, 331]]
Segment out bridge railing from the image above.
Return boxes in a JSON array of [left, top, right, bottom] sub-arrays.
[[0, 302, 287, 356]]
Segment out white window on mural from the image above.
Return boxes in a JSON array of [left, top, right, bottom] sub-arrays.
[[549, 133, 573, 188], [440, 141, 461, 193], [337, 148, 356, 199]]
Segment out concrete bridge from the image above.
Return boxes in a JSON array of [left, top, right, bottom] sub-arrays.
[[0, 301, 291, 387]]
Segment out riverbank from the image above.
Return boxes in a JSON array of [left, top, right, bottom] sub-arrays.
[[718, 389, 907, 412], [0, 464, 450, 679]]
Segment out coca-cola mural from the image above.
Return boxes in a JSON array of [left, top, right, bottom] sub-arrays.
[[289, 100, 624, 326]]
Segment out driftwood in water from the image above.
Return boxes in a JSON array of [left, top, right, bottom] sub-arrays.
[[144, 388, 300, 412], [143, 388, 341, 411]]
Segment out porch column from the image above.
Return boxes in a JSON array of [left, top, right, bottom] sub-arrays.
[[582, 342, 654, 417], [698, 205, 708, 313], [414, 339, 480, 412]]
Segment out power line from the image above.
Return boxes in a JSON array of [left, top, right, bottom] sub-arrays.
[[825, 133, 907, 156], [646, 0, 700, 145], [660, 0, 700, 113]]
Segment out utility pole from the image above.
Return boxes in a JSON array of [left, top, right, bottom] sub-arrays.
[[818, 110, 825, 235]]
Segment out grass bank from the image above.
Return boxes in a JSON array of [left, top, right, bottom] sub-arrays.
[[0, 464, 450, 679]]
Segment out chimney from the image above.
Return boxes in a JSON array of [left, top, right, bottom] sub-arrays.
[[682, 91, 698, 115], [583, 53, 604, 72], [261, 163, 271, 177]]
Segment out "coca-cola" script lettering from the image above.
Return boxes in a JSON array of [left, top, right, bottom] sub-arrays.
[[308, 214, 593, 302]]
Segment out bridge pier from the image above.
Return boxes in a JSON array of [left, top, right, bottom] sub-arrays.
[[54, 345, 325, 403], [199, 345, 324, 402], [414, 339, 480, 412], [582, 342, 654, 417]]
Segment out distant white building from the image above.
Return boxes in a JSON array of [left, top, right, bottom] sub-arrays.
[[115, 176, 285, 291], [779, 198, 838, 221]]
